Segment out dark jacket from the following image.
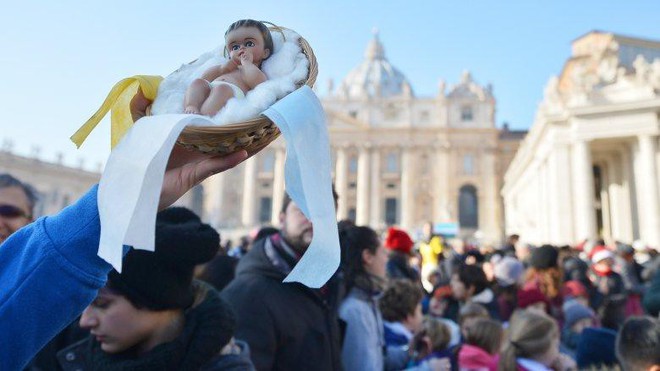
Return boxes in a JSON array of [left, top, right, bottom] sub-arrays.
[[386, 251, 419, 282], [57, 281, 254, 371], [221, 235, 343, 371]]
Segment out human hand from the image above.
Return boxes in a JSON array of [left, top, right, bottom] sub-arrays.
[[129, 85, 248, 210]]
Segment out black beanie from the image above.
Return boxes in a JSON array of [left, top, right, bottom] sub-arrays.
[[529, 244, 559, 269], [108, 207, 219, 310]]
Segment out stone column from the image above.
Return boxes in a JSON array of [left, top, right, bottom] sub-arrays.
[[202, 173, 225, 230], [548, 146, 574, 245], [335, 146, 349, 220], [369, 148, 382, 227], [433, 144, 451, 222], [270, 147, 286, 225], [571, 140, 597, 241], [635, 135, 660, 247], [401, 147, 415, 229], [241, 156, 257, 227], [481, 148, 501, 243], [356, 145, 371, 225]]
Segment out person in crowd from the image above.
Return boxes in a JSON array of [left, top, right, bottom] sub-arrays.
[[616, 243, 646, 316], [560, 300, 596, 357], [407, 316, 454, 370], [380, 279, 425, 348], [517, 286, 550, 314], [0, 173, 38, 244], [56, 207, 254, 370], [643, 268, 660, 317], [495, 310, 576, 371], [221, 191, 343, 371], [196, 247, 239, 292], [428, 284, 462, 347], [450, 264, 499, 319], [338, 225, 405, 370], [457, 303, 490, 340], [0, 86, 249, 370], [561, 280, 590, 308], [418, 221, 445, 291], [501, 234, 520, 257], [228, 235, 251, 258], [616, 316, 660, 371], [575, 327, 619, 369], [522, 244, 563, 320], [385, 226, 420, 282], [491, 255, 524, 321], [589, 245, 626, 329], [458, 318, 503, 371]]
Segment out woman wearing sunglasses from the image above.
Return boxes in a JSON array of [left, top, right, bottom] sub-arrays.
[[0, 173, 37, 244]]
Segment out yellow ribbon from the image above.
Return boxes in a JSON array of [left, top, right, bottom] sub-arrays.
[[70, 75, 163, 149]]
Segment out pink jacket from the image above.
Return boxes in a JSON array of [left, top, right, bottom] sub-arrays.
[[459, 344, 496, 370]]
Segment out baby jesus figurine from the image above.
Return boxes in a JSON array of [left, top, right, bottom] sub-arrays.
[[184, 19, 273, 116]]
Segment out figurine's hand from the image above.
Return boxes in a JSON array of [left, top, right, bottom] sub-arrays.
[[240, 50, 254, 65]]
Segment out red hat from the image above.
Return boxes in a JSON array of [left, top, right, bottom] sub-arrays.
[[590, 245, 614, 263], [562, 280, 588, 299], [384, 227, 414, 254], [517, 287, 550, 312]]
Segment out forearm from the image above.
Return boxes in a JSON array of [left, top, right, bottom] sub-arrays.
[[0, 185, 111, 370]]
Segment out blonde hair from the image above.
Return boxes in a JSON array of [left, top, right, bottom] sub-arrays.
[[422, 316, 451, 352], [458, 302, 489, 327], [464, 318, 503, 355], [498, 310, 558, 371]]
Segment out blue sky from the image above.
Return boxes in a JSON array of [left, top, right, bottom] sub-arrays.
[[1, 0, 659, 170]]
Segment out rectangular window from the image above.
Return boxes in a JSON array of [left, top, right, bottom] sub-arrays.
[[385, 198, 398, 225], [461, 105, 473, 121], [259, 197, 272, 223], [386, 153, 399, 173]]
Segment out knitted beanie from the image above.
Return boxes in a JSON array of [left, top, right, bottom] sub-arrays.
[[384, 227, 414, 255], [529, 244, 559, 269], [493, 256, 524, 287], [517, 287, 549, 311], [563, 300, 594, 329], [108, 207, 219, 310]]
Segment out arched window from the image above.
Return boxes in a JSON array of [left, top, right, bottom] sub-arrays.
[[458, 185, 478, 228]]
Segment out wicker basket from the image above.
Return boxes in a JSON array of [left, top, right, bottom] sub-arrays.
[[171, 27, 318, 155]]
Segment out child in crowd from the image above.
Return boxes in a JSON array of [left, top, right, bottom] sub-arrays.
[[380, 279, 425, 347], [458, 318, 503, 371], [496, 310, 576, 371], [457, 303, 490, 340], [184, 19, 272, 116], [451, 264, 500, 319], [407, 316, 454, 370], [560, 300, 595, 357]]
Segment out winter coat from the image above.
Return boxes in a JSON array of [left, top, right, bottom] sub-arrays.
[[469, 288, 500, 320], [1, 185, 115, 371], [458, 344, 496, 370], [221, 235, 343, 371], [57, 281, 254, 371], [387, 251, 420, 282], [340, 286, 386, 371]]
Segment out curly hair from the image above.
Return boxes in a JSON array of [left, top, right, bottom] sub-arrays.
[[379, 279, 424, 322], [524, 266, 562, 299]]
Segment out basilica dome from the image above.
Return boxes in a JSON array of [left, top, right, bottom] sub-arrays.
[[337, 30, 413, 99]]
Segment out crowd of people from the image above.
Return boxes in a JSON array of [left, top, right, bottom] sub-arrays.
[[2, 167, 660, 370]]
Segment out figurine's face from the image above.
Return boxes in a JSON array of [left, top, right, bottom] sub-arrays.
[[225, 26, 271, 65]]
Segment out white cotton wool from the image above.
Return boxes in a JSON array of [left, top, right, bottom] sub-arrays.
[[150, 28, 310, 125]]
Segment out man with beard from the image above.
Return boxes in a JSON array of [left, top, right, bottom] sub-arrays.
[[221, 192, 342, 371]]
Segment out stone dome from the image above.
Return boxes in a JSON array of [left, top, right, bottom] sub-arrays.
[[337, 30, 412, 99]]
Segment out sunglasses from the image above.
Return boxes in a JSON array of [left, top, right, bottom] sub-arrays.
[[0, 204, 31, 219]]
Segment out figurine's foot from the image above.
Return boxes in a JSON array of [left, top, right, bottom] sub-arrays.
[[184, 106, 200, 114]]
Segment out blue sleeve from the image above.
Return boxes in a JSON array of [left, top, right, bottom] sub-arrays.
[[0, 185, 112, 370]]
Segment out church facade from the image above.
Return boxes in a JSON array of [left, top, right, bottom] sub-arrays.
[[502, 31, 660, 248], [197, 32, 525, 244]]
